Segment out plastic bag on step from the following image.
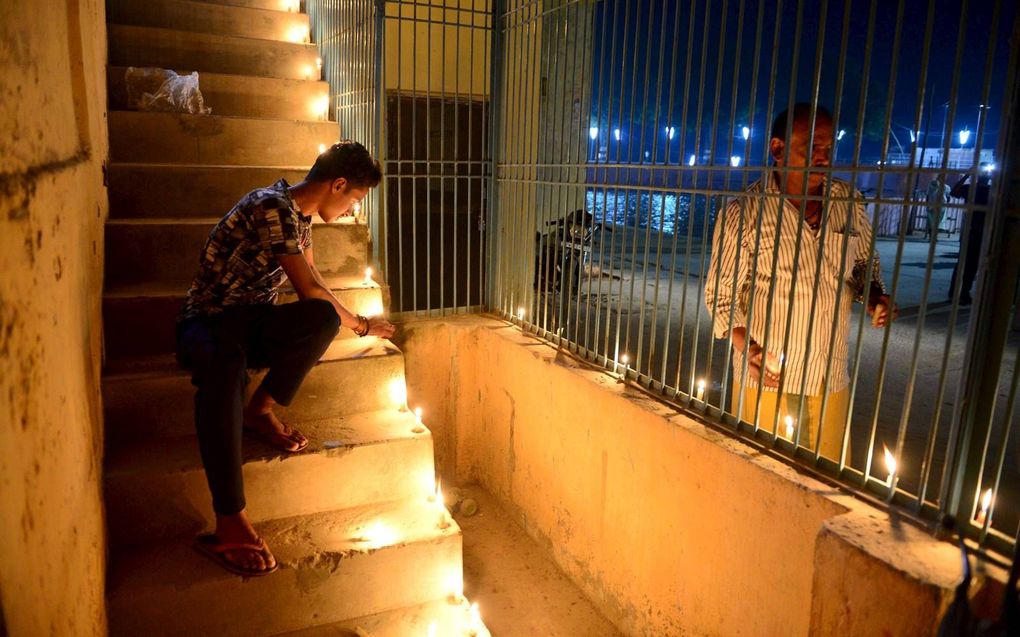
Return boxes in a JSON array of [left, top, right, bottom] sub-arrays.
[[124, 67, 211, 115]]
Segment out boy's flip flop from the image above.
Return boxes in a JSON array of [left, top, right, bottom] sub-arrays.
[[193, 533, 279, 577], [243, 423, 309, 453]]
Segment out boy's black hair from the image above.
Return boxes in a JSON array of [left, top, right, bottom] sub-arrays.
[[306, 140, 382, 188], [770, 103, 834, 142]]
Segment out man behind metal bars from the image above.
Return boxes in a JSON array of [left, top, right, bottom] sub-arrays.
[[704, 103, 897, 462]]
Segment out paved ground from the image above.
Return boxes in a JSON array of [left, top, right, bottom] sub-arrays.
[[453, 487, 624, 637], [532, 227, 1019, 537]]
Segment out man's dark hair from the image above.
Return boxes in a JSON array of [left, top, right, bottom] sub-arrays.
[[306, 140, 382, 188], [770, 103, 834, 142]]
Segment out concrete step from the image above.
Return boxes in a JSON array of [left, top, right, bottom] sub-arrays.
[[105, 410, 436, 547], [104, 217, 369, 289], [103, 339, 409, 443], [108, 67, 328, 121], [109, 111, 336, 166], [109, 24, 319, 81], [281, 598, 492, 637], [107, 501, 462, 637], [108, 0, 310, 43], [102, 276, 387, 360], [107, 164, 309, 219]]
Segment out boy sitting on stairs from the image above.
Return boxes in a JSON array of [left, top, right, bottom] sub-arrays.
[[175, 141, 396, 577]]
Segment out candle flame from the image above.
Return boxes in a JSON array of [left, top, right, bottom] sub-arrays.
[[697, 379, 706, 391], [364, 266, 373, 284], [318, 143, 327, 154], [316, 56, 322, 69], [287, 25, 309, 43], [388, 378, 407, 410], [435, 478, 444, 508], [785, 415, 794, 439], [516, 307, 524, 320], [980, 488, 993, 515], [313, 94, 329, 119], [427, 622, 437, 637], [468, 602, 482, 629], [621, 354, 629, 365], [883, 444, 897, 476], [414, 406, 423, 424], [360, 520, 399, 547]]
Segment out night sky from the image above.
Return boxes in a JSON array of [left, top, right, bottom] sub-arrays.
[[588, 0, 1016, 165]]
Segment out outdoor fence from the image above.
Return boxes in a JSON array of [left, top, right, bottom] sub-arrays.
[[310, 0, 1020, 560]]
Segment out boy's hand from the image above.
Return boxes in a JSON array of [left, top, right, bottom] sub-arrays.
[[367, 316, 396, 339]]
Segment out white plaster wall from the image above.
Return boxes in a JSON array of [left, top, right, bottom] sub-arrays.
[[0, 0, 109, 634], [400, 316, 1002, 636]]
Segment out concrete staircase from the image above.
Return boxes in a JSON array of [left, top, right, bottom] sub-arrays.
[[102, 1, 488, 634]]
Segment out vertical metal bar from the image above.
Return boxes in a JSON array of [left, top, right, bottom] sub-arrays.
[[943, 2, 1020, 532], [486, 0, 503, 311]]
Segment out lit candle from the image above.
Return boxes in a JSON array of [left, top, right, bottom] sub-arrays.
[[389, 379, 408, 411], [696, 379, 706, 401], [363, 266, 373, 286], [883, 444, 897, 490], [314, 94, 329, 121], [318, 143, 327, 155], [516, 306, 524, 321], [784, 415, 795, 440], [619, 354, 630, 381], [428, 623, 437, 637], [315, 56, 322, 75], [467, 602, 482, 636], [303, 65, 313, 80], [976, 488, 993, 526], [415, 407, 423, 426]]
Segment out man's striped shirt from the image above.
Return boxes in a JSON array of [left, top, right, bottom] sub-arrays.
[[704, 175, 886, 396]]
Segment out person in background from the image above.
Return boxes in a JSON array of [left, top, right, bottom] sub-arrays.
[[925, 174, 951, 241], [948, 162, 993, 306], [705, 103, 897, 463]]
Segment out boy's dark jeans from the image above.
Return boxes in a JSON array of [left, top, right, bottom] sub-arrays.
[[176, 299, 340, 515]]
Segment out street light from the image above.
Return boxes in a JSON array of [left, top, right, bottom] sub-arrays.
[[958, 128, 971, 146], [665, 126, 676, 140], [741, 126, 750, 140], [837, 129, 846, 141], [688, 154, 696, 166], [589, 127, 599, 140], [613, 128, 621, 141], [730, 155, 741, 167]]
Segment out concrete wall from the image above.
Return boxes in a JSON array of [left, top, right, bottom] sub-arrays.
[[384, 0, 490, 97], [0, 0, 109, 634], [400, 315, 1006, 636]]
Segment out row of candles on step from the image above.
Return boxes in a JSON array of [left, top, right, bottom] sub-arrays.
[[367, 387, 488, 635]]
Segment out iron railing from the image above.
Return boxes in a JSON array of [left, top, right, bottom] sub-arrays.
[[309, 0, 1020, 558], [488, 0, 1020, 558]]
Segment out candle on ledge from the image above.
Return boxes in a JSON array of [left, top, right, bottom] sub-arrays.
[[517, 307, 524, 321], [784, 415, 795, 441], [620, 354, 630, 380], [883, 444, 898, 490], [976, 488, 993, 526], [696, 379, 706, 401], [363, 266, 373, 286], [415, 406, 423, 427], [466, 602, 482, 637], [315, 56, 322, 75]]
